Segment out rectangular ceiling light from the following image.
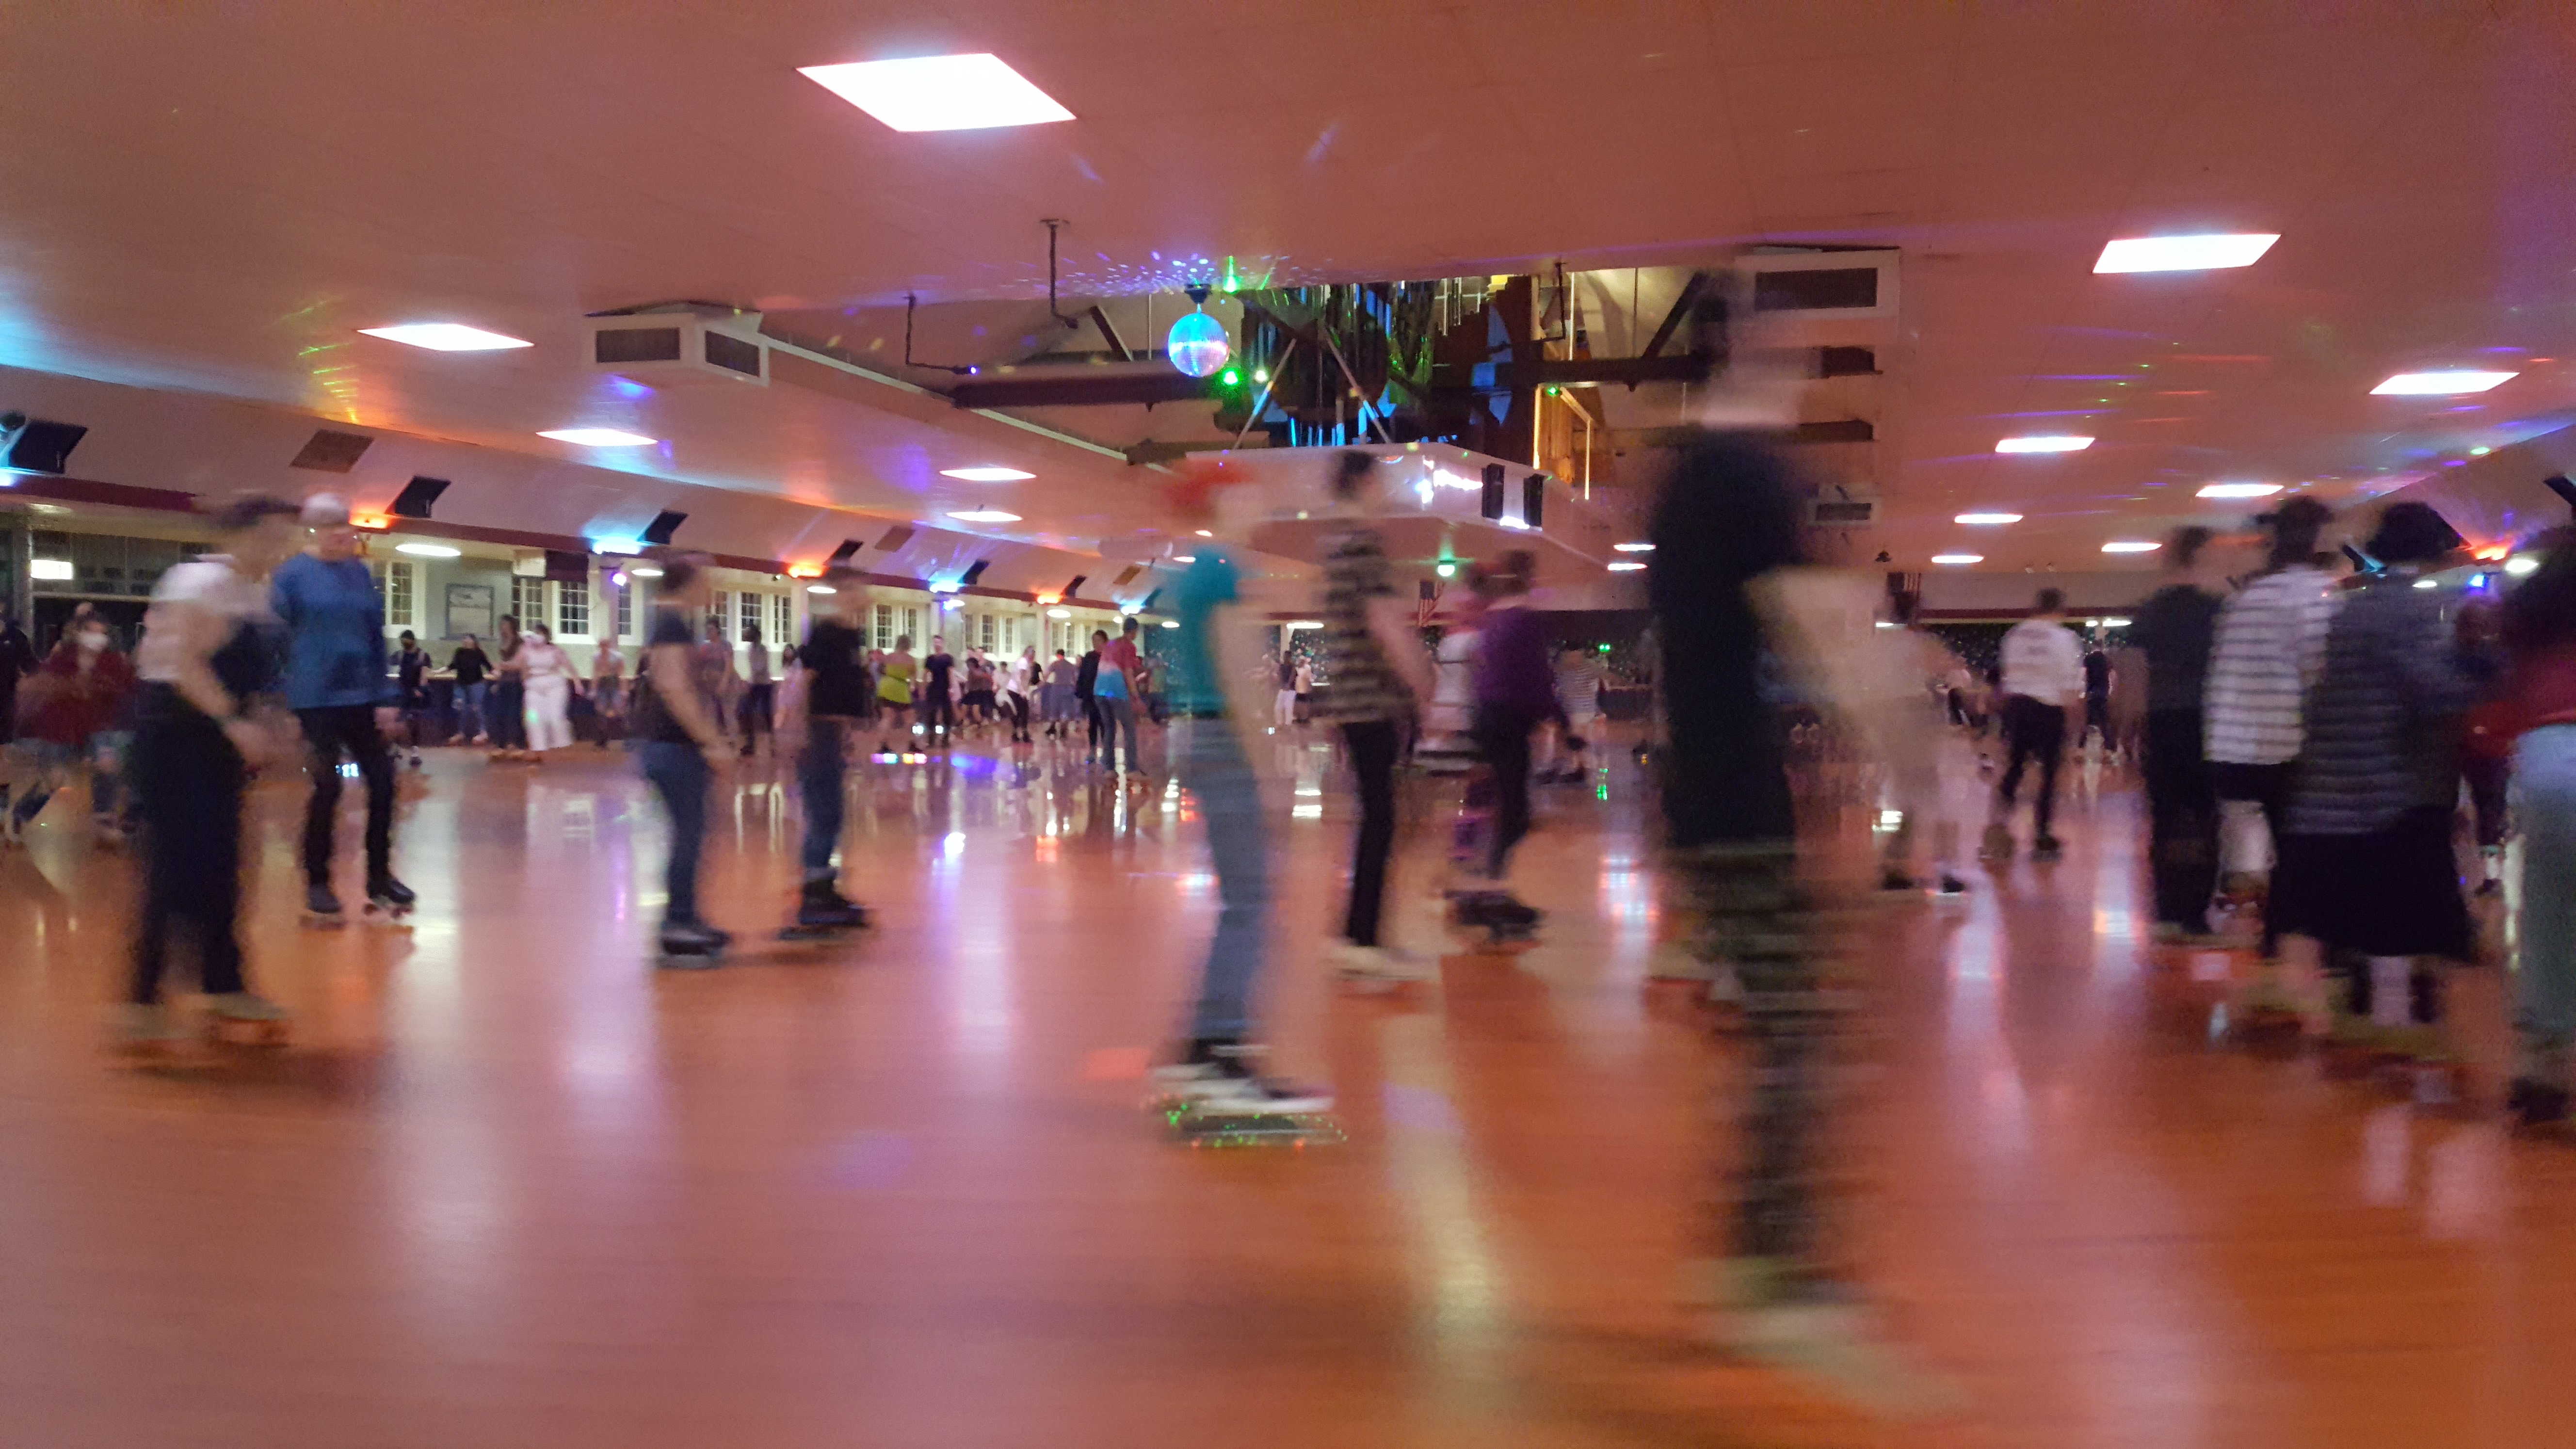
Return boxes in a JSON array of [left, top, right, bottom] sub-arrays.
[[395, 542, 461, 558], [1613, 541, 1656, 552], [2101, 540, 2163, 553], [1995, 435, 2093, 453], [1955, 512, 2024, 525], [940, 466, 1035, 481], [359, 323, 532, 352], [2371, 370, 2517, 396], [947, 509, 1021, 524], [2093, 233, 2280, 274], [1606, 561, 1647, 572], [2196, 483, 2284, 499], [29, 558, 74, 580], [1930, 553, 1983, 565], [539, 427, 656, 446], [799, 55, 1074, 133]]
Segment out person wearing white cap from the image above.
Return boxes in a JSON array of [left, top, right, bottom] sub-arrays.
[[270, 493, 412, 923]]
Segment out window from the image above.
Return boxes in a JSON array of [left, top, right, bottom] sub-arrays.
[[872, 604, 894, 651], [773, 592, 795, 647], [739, 590, 762, 644], [709, 591, 729, 640], [385, 560, 417, 630], [974, 612, 998, 653], [557, 577, 590, 638], [615, 580, 634, 640], [511, 574, 544, 631]]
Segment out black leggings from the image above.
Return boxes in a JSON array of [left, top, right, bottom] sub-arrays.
[[132, 689, 248, 1002], [738, 682, 774, 749], [1996, 694, 2067, 839], [1341, 720, 1400, 946], [2142, 708, 2218, 929], [1471, 717, 1535, 881], [299, 703, 396, 888]]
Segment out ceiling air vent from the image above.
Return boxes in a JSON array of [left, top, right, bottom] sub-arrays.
[[290, 428, 373, 472], [586, 312, 769, 386], [873, 526, 915, 552], [1736, 251, 1900, 332], [1805, 498, 1877, 527], [1112, 564, 1143, 587], [388, 475, 450, 519]]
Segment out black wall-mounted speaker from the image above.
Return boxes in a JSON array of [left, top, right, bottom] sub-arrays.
[[2, 416, 86, 475], [1522, 473, 1545, 531], [958, 560, 991, 587], [1481, 463, 1505, 521], [642, 510, 687, 546], [388, 475, 449, 519]]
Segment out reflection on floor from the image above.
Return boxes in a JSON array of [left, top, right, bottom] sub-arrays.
[[3, 730, 2573, 1447]]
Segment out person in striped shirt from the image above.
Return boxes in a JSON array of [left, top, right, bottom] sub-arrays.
[[2201, 497, 2336, 961]]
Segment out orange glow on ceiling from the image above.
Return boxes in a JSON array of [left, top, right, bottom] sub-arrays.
[[786, 563, 825, 579]]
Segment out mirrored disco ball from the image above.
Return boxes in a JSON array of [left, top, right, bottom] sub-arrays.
[[1165, 311, 1231, 378]]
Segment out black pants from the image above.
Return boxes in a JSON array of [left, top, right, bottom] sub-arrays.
[[2143, 708, 2218, 930], [489, 678, 527, 749], [1995, 694, 2067, 840], [1083, 696, 1103, 752], [1340, 719, 1400, 947], [921, 688, 955, 737], [2212, 760, 2296, 958], [132, 688, 247, 1002], [1471, 715, 1536, 881], [298, 703, 396, 888], [1006, 692, 1030, 740], [738, 682, 774, 752]]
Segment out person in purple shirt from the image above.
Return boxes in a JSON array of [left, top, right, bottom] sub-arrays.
[[1465, 550, 1552, 929]]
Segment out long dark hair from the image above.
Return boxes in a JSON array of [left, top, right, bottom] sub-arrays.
[[2503, 529, 2576, 656]]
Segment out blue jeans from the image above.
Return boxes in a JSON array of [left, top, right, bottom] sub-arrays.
[[642, 741, 710, 927], [799, 718, 850, 880], [1095, 693, 1140, 771], [2515, 726, 2576, 1055], [1175, 718, 1266, 1041], [456, 681, 488, 739]]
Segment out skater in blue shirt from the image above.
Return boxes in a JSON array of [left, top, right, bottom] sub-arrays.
[[271, 494, 411, 923]]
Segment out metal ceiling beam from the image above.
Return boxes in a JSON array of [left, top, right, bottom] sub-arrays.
[[1640, 271, 1711, 360]]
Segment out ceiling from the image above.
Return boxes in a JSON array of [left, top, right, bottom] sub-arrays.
[[2, 2, 2574, 575]]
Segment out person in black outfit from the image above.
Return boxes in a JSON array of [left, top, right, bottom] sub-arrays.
[[0, 604, 37, 817], [1076, 631, 1105, 757], [394, 630, 432, 765], [449, 634, 492, 744], [785, 576, 870, 928], [2081, 645, 2113, 748], [920, 634, 956, 745], [2127, 527, 2225, 940]]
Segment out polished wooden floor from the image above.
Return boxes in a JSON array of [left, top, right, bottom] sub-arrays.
[[4, 727, 2575, 1448]]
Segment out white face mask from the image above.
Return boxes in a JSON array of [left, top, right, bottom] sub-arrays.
[[78, 630, 107, 653]]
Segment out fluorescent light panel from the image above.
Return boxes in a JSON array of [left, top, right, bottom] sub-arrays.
[[358, 323, 532, 352], [1613, 541, 1656, 552], [2093, 233, 2280, 274], [1930, 553, 1983, 565], [29, 558, 74, 580], [540, 428, 655, 447], [2101, 540, 2162, 553], [2506, 556, 2542, 576], [1607, 561, 1646, 572], [1996, 435, 2093, 453], [939, 466, 1034, 482], [2371, 370, 2517, 396], [1954, 512, 2023, 525], [2197, 483, 2283, 499], [799, 55, 1073, 132], [946, 509, 1021, 524], [394, 542, 460, 558], [628, 565, 664, 578]]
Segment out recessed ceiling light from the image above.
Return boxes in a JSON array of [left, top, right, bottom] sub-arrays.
[[2506, 556, 2542, 576], [2413, 578, 2440, 589], [2470, 446, 2493, 456], [359, 322, 533, 352], [1930, 553, 1984, 565], [1613, 541, 1657, 552], [806, 585, 837, 595], [799, 54, 1074, 133], [1171, 555, 1196, 564], [2093, 233, 2280, 274], [539, 428, 656, 446], [1954, 512, 2023, 525], [2371, 370, 2516, 396], [1193, 529, 1213, 538], [395, 542, 461, 558], [947, 509, 1022, 524], [1047, 607, 1072, 618], [1607, 561, 1647, 572], [2196, 483, 2284, 499], [940, 466, 1035, 481], [2101, 540, 2162, 553], [1996, 435, 2093, 453], [628, 565, 664, 578]]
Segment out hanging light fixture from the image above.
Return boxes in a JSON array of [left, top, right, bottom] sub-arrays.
[[1165, 283, 1230, 379]]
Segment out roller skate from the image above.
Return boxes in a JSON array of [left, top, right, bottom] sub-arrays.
[[780, 881, 870, 940], [110, 1001, 186, 1058], [2382, 1025, 2472, 1109], [1149, 1038, 1341, 1147], [1977, 822, 2014, 864], [2029, 834, 2064, 864], [1333, 941, 1434, 990], [655, 920, 731, 969], [1683, 1257, 1965, 1420], [362, 874, 416, 927], [300, 882, 346, 929], [204, 992, 291, 1047], [1447, 890, 1542, 951], [2226, 964, 2310, 1053]]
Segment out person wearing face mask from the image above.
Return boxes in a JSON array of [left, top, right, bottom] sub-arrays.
[[271, 493, 413, 924], [6, 605, 135, 845]]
